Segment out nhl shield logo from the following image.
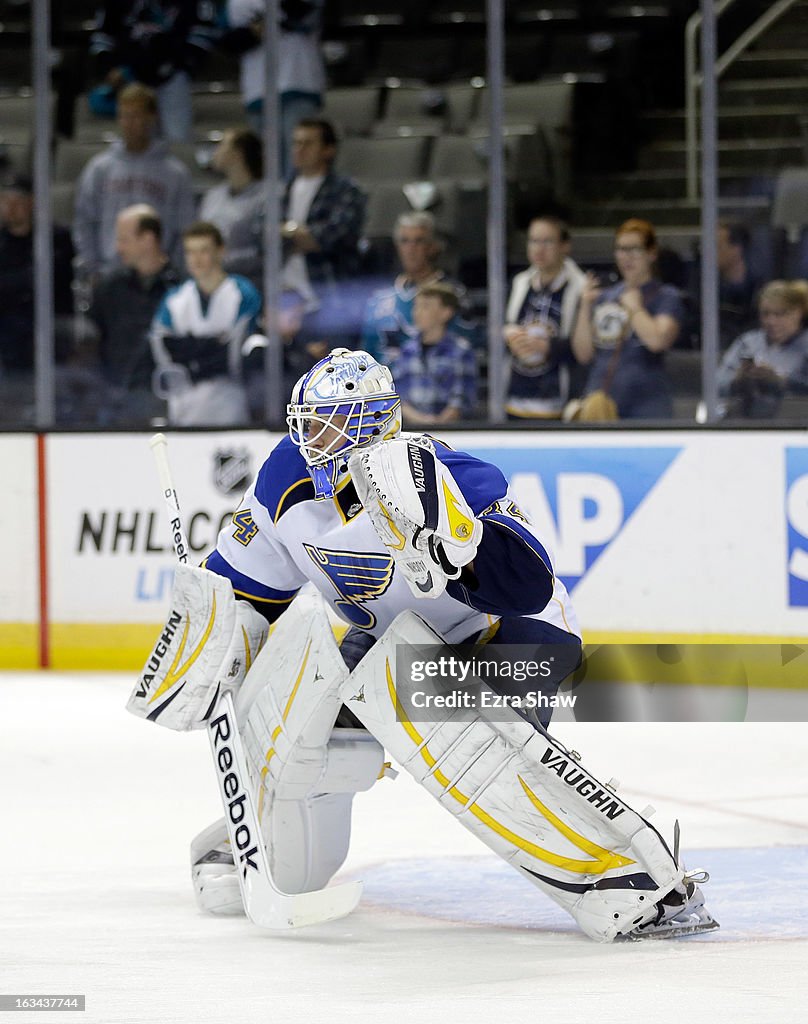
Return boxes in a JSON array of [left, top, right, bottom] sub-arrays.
[[213, 448, 252, 496]]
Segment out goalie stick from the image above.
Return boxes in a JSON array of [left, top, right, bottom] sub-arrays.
[[148, 433, 362, 930]]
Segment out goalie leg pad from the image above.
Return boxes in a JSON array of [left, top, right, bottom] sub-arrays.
[[236, 593, 384, 894], [127, 564, 269, 731], [339, 611, 692, 943]]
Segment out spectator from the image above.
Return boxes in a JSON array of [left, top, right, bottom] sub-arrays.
[[717, 220, 763, 349], [223, 0, 326, 177], [199, 128, 265, 243], [572, 218, 684, 420], [150, 221, 261, 426], [0, 174, 74, 377], [281, 119, 365, 300], [361, 211, 476, 365], [503, 215, 585, 419], [717, 279, 808, 419], [226, 117, 366, 339], [391, 282, 478, 427], [87, 204, 181, 425], [73, 83, 197, 278], [88, 1, 218, 142]]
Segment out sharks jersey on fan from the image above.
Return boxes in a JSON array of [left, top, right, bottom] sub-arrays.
[[206, 434, 580, 645]]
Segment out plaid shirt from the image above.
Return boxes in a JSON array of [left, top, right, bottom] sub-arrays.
[[282, 170, 366, 283], [392, 332, 478, 417]]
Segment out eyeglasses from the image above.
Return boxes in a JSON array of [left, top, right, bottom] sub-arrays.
[[614, 245, 647, 255], [528, 237, 559, 247]]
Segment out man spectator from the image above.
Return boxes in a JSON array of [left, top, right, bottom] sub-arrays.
[[226, 117, 365, 339], [87, 204, 181, 425], [222, 0, 325, 176], [88, 1, 218, 142], [361, 211, 477, 365], [73, 83, 197, 278], [391, 282, 478, 427], [150, 221, 261, 426], [717, 220, 762, 349], [503, 215, 585, 419], [0, 174, 74, 424], [199, 128, 265, 244]]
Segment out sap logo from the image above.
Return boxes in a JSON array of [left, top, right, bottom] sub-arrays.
[[785, 448, 808, 607], [468, 446, 681, 591]]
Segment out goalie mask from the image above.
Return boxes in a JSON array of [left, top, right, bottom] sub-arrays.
[[287, 348, 402, 499]]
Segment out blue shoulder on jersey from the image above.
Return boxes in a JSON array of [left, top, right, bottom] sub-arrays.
[[204, 550, 299, 607], [430, 438, 509, 512], [254, 435, 315, 523]]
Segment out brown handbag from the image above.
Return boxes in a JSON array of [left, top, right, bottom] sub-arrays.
[[564, 334, 624, 422]]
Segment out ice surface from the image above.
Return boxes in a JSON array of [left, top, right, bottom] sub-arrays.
[[2, 673, 807, 1024]]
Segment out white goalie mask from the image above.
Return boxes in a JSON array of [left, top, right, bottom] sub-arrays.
[[287, 348, 402, 499]]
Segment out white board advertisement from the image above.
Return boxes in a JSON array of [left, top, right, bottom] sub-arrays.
[[27, 429, 808, 666]]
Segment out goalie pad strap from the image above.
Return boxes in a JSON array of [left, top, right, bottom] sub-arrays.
[[339, 611, 683, 942]]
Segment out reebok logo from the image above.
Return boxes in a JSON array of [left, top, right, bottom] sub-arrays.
[[209, 710, 260, 878]]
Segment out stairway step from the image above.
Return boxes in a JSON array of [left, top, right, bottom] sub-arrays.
[[638, 137, 804, 170], [723, 51, 808, 78], [577, 168, 775, 200], [641, 105, 807, 140], [719, 77, 808, 105], [571, 195, 770, 229]]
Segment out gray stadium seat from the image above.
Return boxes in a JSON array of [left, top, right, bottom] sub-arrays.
[[427, 134, 490, 185], [0, 93, 54, 145], [361, 183, 416, 240], [322, 87, 381, 137], [169, 142, 221, 194], [336, 135, 432, 182], [772, 169, 808, 276], [53, 140, 105, 182], [50, 182, 75, 226], [191, 91, 246, 134], [772, 169, 808, 243]]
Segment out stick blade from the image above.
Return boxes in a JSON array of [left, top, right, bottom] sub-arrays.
[[247, 880, 363, 930]]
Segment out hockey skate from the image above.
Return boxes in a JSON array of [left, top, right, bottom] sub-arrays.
[[626, 868, 719, 939]]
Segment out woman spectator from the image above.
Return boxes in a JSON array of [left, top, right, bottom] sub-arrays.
[[572, 218, 684, 419], [717, 279, 808, 419], [199, 128, 265, 244], [503, 215, 585, 419]]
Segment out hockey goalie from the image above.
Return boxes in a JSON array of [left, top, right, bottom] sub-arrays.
[[128, 347, 718, 941]]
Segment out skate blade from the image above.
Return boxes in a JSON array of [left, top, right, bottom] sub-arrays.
[[622, 915, 720, 941]]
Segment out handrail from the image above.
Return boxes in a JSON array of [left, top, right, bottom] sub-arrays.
[[685, 0, 800, 200], [685, 0, 735, 202]]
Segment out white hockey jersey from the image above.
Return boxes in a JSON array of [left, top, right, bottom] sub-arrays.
[[207, 435, 580, 644]]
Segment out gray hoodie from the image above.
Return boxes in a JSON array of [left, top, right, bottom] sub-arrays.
[[73, 138, 196, 274]]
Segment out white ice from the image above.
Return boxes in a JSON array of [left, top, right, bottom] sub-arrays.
[[2, 673, 807, 1024]]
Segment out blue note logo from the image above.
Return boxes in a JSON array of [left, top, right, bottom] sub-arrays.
[[786, 448, 808, 607], [304, 544, 394, 629], [468, 446, 682, 592]]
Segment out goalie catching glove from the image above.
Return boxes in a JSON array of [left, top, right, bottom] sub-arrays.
[[349, 436, 482, 599], [127, 564, 269, 731]]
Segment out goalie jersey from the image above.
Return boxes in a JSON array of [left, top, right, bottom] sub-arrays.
[[206, 434, 580, 644]]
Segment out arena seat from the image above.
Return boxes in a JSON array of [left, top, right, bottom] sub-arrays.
[[337, 135, 432, 182], [322, 86, 382, 137]]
